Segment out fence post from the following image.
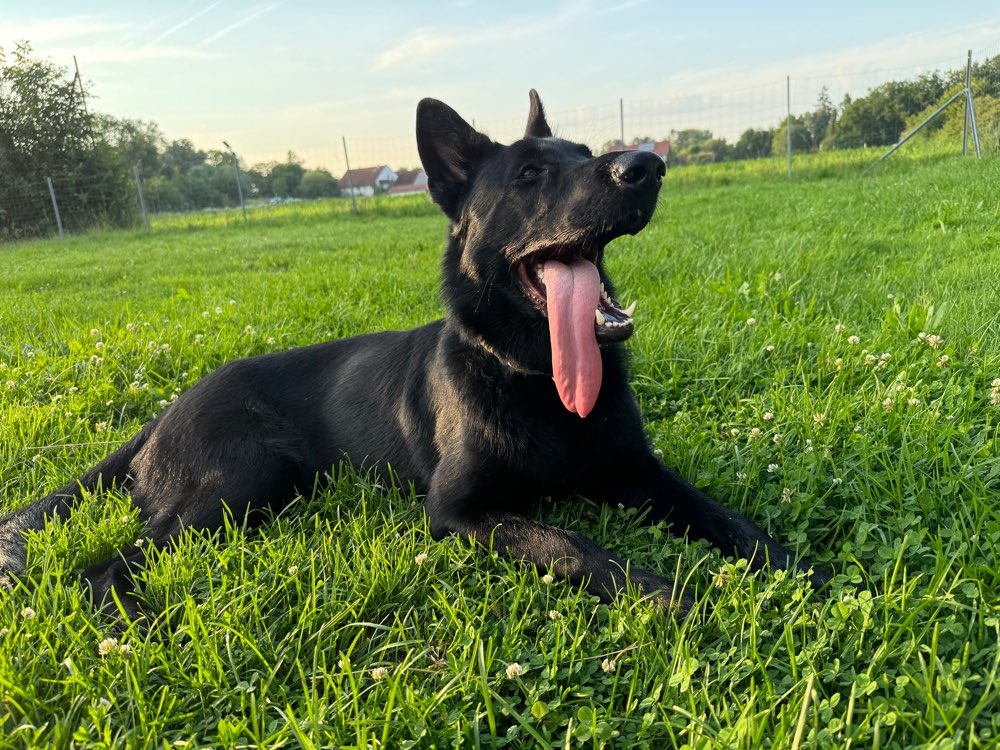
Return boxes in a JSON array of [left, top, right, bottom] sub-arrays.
[[342, 137, 358, 213], [222, 141, 247, 221], [46, 177, 64, 240], [132, 165, 150, 231], [963, 50, 972, 156], [619, 98, 625, 148], [786, 75, 792, 178]]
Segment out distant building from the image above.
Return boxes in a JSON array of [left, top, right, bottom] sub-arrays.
[[339, 165, 397, 197], [388, 168, 428, 195]]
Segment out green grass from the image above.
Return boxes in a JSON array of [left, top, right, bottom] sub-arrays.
[[1, 148, 1000, 748]]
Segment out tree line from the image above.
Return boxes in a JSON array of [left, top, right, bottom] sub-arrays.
[[3, 41, 999, 241], [604, 57, 1000, 165], [0, 43, 341, 240]]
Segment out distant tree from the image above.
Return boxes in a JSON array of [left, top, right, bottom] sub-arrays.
[[161, 139, 207, 178], [269, 160, 305, 197], [733, 128, 773, 159], [801, 87, 836, 147], [100, 117, 163, 179], [296, 169, 340, 199], [0, 42, 134, 239], [669, 129, 714, 152], [599, 138, 625, 153], [772, 115, 812, 155]]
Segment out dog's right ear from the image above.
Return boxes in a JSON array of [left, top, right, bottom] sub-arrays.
[[416, 98, 496, 219]]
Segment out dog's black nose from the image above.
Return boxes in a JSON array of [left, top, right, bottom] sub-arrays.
[[610, 150, 665, 190]]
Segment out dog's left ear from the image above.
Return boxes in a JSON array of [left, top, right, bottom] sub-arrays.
[[416, 98, 497, 219], [525, 89, 552, 138]]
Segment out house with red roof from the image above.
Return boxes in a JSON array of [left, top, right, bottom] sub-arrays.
[[387, 168, 428, 195], [339, 165, 397, 197]]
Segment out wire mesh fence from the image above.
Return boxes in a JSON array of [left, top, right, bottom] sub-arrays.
[[3, 43, 998, 244]]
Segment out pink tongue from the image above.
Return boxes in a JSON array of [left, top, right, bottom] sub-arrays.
[[544, 259, 602, 417]]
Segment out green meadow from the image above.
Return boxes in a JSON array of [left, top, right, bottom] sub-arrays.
[[1, 145, 1000, 748]]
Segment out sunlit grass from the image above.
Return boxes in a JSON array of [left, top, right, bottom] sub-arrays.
[[1, 148, 999, 747]]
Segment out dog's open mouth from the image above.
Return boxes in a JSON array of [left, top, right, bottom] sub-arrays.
[[516, 247, 635, 418], [516, 251, 635, 342]]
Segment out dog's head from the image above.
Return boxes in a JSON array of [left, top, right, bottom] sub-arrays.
[[416, 91, 664, 417]]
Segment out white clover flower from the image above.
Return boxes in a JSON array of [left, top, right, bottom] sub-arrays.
[[736, 471, 747, 481], [338, 657, 351, 670], [746, 317, 756, 326], [908, 397, 920, 406], [937, 355, 950, 368], [21, 607, 36, 620], [767, 463, 779, 473], [865, 354, 878, 365], [95, 421, 108, 433], [31, 454, 41, 464], [229, 299, 236, 306], [730, 428, 740, 437], [414, 553, 428, 565], [202, 311, 211, 319], [926, 334, 943, 349], [848, 335, 860, 345], [548, 610, 562, 621], [813, 413, 826, 426], [287, 565, 298, 575], [125, 323, 134, 331], [98, 637, 119, 656], [244, 325, 254, 334], [854, 425, 863, 433], [832, 477, 843, 486], [6, 380, 14, 389], [773, 433, 782, 444], [781, 487, 793, 503], [773, 272, 783, 281], [805, 439, 814, 453], [766, 345, 776, 352], [215, 307, 223, 314], [95, 341, 105, 351], [749, 427, 762, 440], [505, 663, 523, 679], [161, 343, 170, 352], [834, 358, 844, 372], [541, 574, 554, 585], [158, 399, 169, 407], [882, 398, 894, 411], [371, 666, 389, 682], [835, 323, 846, 334], [601, 658, 617, 673], [267, 337, 276, 347], [89, 329, 99, 337], [763, 412, 774, 421]]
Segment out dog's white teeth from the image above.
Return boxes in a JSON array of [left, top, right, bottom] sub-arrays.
[[595, 309, 606, 325], [623, 301, 636, 317]]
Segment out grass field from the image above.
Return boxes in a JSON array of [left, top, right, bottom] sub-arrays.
[[2, 146, 1000, 748]]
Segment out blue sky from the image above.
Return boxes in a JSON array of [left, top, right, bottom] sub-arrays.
[[3, 2, 1000, 167]]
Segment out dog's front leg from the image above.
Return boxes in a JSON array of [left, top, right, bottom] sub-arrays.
[[424, 451, 696, 613], [600, 453, 831, 589]]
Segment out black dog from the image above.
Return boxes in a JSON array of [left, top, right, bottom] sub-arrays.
[[0, 92, 826, 618]]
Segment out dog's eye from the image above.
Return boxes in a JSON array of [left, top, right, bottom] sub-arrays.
[[517, 164, 544, 181]]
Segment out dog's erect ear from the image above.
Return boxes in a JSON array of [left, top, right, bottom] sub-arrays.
[[416, 98, 496, 219], [525, 89, 552, 138]]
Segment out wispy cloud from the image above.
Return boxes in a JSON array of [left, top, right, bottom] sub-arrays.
[[201, 2, 284, 46], [1, 16, 124, 47], [146, 1, 225, 47], [375, 5, 583, 71]]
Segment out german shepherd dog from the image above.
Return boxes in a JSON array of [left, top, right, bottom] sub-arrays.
[[0, 92, 827, 618]]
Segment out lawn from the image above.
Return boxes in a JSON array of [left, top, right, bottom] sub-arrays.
[[1, 147, 999, 748]]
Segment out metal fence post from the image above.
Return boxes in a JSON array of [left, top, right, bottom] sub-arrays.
[[620, 98, 625, 148], [342, 137, 358, 213], [223, 140, 247, 221], [46, 177, 64, 240], [132, 165, 150, 231], [786, 75, 792, 178], [963, 50, 972, 156]]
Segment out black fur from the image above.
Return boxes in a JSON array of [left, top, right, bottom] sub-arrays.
[[0, 92, 828, 618]]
